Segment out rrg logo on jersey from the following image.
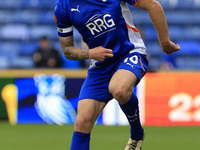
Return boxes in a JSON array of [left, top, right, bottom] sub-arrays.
[[85, 13, 116, 38]]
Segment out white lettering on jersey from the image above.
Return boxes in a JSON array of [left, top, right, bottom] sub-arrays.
[[86, 13, 116, 37], [86, 23, 100, 35], [103, 14, 115, 28], [94, 19, 107, 31]]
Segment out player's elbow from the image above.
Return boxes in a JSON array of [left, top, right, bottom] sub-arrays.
[[139, 0, 161, 11], [148, 1, 161, 11], [64, 54, 73, 60], [64, 53, 75, 60], [63, 47, 75, 60]]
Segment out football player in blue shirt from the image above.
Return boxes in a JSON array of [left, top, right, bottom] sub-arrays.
[[54, 0, 180, 149]]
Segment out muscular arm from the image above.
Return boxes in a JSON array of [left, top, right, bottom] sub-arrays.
[[59, 36, 89, 60], [58, 36, 113, 61], [136, 0, 180, 54]]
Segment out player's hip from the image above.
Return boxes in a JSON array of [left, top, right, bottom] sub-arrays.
[[88, 51, 148, 75]]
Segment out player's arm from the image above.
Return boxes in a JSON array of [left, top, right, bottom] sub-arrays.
[[136, 0, 180, 54], [58, 36, 113, 61], [55, 2, 113, 61]]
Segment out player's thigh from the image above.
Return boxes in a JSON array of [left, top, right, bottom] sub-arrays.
[[76, 99, 106, 125], [109, 52, 148, 102], [109, 69, 137, 98]]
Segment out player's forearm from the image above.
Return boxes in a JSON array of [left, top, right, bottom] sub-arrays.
[[59, 36, 89, 60], [63, 46, 89, 60], [137, 0, 180, 54], [146, 1, 170, 45], [58, 36, 113, 61]]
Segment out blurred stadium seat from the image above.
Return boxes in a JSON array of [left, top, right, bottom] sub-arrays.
[[19, 42, 38, 56], [30, 26, 57, 40], [0, 57, 10, 69], [0, 42, 20, 58], [0, 0, 199, 70], [146, 42, 162, 57], [1, 24, 29, 40], [10, 56, 34, 68], [177, 41, 200, 55]]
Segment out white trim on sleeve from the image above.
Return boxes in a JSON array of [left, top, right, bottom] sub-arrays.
[[57, 26, 73, 33]]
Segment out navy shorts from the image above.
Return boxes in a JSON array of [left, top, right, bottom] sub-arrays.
[[78, 52, 148, 103]]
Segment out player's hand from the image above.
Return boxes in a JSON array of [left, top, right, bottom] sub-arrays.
[[89, 46, 113, 61], [161, 40, 180, 54]]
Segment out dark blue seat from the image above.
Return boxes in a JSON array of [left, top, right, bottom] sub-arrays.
[[10, 56, 34, 68], [1, 24, 29, 40], [176, 41, 200, 55], [144, 27, 158, 41], [177, 0, 199, 9], [0, 42, 20, 58], [0, 56, 10, 69], [131, 11, 151, 25], [39, 11, 55, 24], [21, 0, 40, 8], [30, 26, 57, 40], [40, 0, 57, 8], [184, 27, 200, 41], [14, 10, 40, 24], [168, 27, 200, 41], [0, 0, 22, 9], [165, 12, 190, 25], [158, 0, 199, 9], [176, 56, 198, 70], [0, 11, 14, 24], [194, 59, 200, 69], [19, 42, 38, 56], [148, 58, 161, 72], [168, 27, 184, 41], [146, 42, 163, 57]]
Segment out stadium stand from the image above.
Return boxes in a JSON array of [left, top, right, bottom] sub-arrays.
[[0, 0, 199, 70]]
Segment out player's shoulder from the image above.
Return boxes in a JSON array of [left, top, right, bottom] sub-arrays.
[[55, 0, 71, 17], [56, 0, 70, 10]]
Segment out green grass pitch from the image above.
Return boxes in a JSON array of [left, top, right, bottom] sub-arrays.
[[0, 121, 200, 150]]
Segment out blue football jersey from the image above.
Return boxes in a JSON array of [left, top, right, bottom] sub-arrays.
[[54, 0, 146, 68]]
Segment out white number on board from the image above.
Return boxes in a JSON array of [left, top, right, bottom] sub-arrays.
[[169, 93, 200, 122]]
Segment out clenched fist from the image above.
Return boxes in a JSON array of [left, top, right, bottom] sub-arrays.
[[89, 46, 113, 61], [161, 40, 180, 54]]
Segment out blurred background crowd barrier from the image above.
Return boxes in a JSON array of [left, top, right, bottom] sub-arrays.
[[0, 70, 200, 126], [0, 0, 199, 71]]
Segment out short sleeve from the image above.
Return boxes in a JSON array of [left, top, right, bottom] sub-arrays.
[[54, 1, 73, 37], [122, 0, 140, 6]]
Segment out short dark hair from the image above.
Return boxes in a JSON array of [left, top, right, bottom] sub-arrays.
[[39, 36, 49, 41]]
